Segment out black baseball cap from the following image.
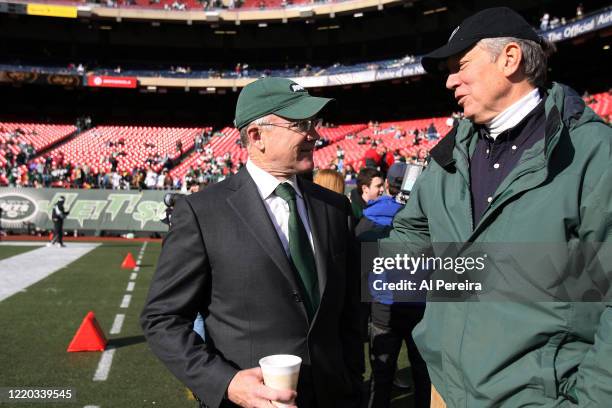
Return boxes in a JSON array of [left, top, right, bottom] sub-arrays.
[[421, 7, 542, 74]]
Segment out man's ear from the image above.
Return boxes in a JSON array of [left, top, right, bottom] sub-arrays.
[[247, 126, 265, 151], [499, 42, 523, 78]]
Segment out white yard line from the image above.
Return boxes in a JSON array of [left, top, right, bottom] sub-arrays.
[[0, 242, 45, 246], [93, 346, 116, 381], [119, 294, 132, 309], [0, 243, 100, 302], [91, 241, 147, 384], [109, 314, 125, 335]]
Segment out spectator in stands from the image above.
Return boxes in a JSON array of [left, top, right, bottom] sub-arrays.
[[145, 167, 158, 189], [350, 167, 384, 220], [363, 142, 381, 169], [343, 163, 357, 184], [540, 12, 550, 30], [112, 171, 122, 189], [391, 7, 612, 407], [159, 170, 171, 189], [194, 133, 204, 153], [426, 122, 439, 140], [336, 145, 345, 161], [156, 170, 166, 190], [313, 169, 345, 194], [549, 15, 560, 29]]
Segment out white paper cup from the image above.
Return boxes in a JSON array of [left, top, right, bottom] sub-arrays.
[[259, 354, 302, 408]]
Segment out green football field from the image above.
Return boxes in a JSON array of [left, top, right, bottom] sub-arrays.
[[0, 245, 39, 261], [0, 242, 414, 408]]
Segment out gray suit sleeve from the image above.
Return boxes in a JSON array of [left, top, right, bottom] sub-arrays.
[[140, 196, 238, 408]]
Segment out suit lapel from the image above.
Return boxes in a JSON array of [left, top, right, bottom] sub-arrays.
[[299, 180, 330, 301], [226, 171, 302, 296]]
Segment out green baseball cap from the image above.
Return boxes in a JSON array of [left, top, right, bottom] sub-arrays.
[[234, 77, 333, 130]]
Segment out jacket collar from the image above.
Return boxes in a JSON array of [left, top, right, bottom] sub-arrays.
[[429, 83, 586, 173]]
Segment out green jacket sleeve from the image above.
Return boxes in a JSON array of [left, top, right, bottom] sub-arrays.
[[574, 165, 612, 406], [381, 166, 432, 253]]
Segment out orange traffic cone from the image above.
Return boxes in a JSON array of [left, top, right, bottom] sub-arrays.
[[121, 252, 137, 269], [67, 311, 107, 352]]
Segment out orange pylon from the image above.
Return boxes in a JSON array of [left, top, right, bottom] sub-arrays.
[[67, 311, 107, 352]]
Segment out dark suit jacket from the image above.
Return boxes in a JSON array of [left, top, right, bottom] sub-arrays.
[[141, 169, 363, 408]]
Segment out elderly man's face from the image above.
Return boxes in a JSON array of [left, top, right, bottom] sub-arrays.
[[256, 114, 320, 176], [445, 44, 509, 124]]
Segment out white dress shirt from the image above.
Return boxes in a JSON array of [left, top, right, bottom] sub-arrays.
[[246, 160, 315, 257]]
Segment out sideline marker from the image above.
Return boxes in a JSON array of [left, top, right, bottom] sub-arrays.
[[121, 252, 137, 269], [67, 311, 107, 352]]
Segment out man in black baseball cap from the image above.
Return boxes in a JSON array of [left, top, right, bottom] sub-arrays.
[[421, 7, 543, 74], [382, 5, 612, 408]]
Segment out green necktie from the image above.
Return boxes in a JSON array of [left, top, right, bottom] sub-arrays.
[[274, 182, 320, 319]]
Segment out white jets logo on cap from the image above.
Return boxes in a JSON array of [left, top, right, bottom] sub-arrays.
[[290, 84, 305, 92], [448, 25, 460, 42]]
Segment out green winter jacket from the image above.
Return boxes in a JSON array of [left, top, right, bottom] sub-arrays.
[[382, 83, 612, 407]]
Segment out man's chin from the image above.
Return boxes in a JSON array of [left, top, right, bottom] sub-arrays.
[[296, 159, 315, 173]]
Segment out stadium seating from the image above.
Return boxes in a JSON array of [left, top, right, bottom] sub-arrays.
[[169, 117, 452, 181], [39, 125, 205, 174], [0, 122, 76, 168], [587, 92, 612, 119]]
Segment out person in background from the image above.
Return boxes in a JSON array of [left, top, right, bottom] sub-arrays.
[[48, 196, 69, 247], [314, 169, 345, 195], [350, 167, 384, 220], [356, 163, 430, 408]]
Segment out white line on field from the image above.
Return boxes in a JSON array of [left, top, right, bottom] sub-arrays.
[[83, 405, 100, 408], [134, 266, 140, 272], [93, 346, 116, 381], [130, 273, 137, 280], [0, 243, 100, 302], [126, 281, 135, 292], [110, 314, 125, 335], [120, 294, 132, 309]]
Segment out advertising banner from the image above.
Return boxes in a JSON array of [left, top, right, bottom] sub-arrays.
[[0, 188, 174, 232], [86, 75, 138, 89], [543, 9, 612, 42], [26, 3, 77, 18], [0, 71, 81, 87]]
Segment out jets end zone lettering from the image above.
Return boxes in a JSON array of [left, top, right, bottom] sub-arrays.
[[0, 188, 169, 232]]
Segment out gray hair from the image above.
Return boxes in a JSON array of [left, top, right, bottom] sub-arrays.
[[239, 115, 272, 147], [477, 37, 557, 87]]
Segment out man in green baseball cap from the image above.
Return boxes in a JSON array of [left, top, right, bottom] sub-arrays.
[[142, 77, 363, 408], [235, 76, 334, 178]]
